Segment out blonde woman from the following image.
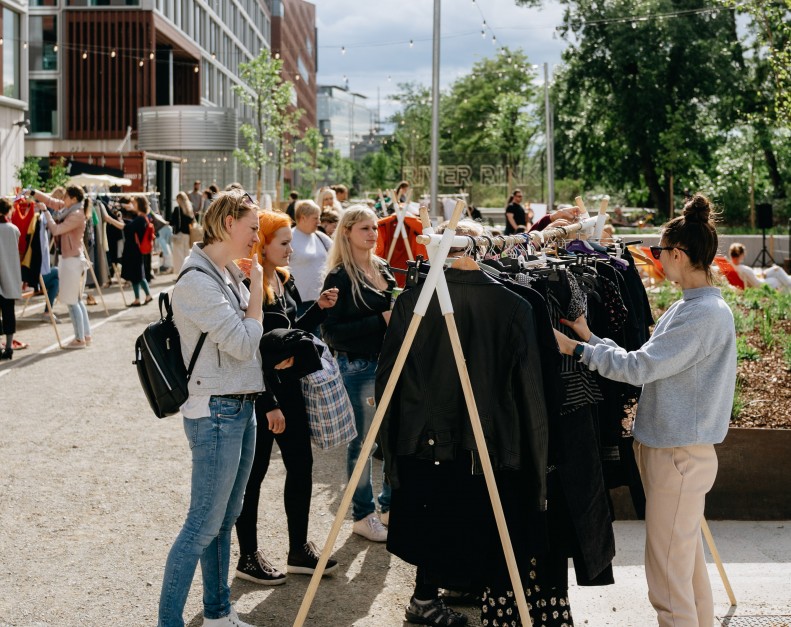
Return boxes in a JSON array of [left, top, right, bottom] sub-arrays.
[[315, 187, 342, 213], [171, 192, 195, 273], [320, 206, 396, 542], [159, 189, 267, 627]]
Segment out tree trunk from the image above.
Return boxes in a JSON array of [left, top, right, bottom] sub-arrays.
[[757, 125, 785, 199], [639, 146, 667, 213]]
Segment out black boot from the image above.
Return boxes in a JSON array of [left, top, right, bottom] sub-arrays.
[[0, 347, 13, 361]]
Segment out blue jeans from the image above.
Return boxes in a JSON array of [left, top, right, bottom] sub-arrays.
[[67, 301, 91, 340], [157, 225, 173, 270], [337, 354, 391, 521], [158, 397, 257, 627]]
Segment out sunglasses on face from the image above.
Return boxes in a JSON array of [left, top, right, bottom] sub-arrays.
[[649, 246, 687, 260]]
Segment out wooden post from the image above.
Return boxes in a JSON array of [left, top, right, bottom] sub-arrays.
[[113, 264, 128, 307], [86, 261, 110, 316], [40, 273, 63, 349], [701, 518, 737, 607]]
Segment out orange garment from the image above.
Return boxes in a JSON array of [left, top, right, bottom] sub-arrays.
[[11, 198, 35, 256], [375, 215, 427, 287], [713, 256, 745, 289]]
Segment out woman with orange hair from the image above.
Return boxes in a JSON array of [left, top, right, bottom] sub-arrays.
[[234, 210, 339, 587]]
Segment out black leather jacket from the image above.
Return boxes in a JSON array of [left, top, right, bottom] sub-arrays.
[[320, 262, 396, 357], [376, 268, 550, 510]]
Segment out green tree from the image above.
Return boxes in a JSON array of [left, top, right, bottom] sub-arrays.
[[546, 0, 744, 216], [15, 156, 44, 190], [390, 82, 433, 180], [233, 50, 304, 202], [293, 127, 326, 193], [47, 157, 70, 191], [441, 47, 539, 170]]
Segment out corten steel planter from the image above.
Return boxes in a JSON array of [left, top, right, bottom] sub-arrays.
[[611, 428, 791, 521]]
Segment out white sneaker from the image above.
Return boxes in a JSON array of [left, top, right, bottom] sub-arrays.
[[352, 513, 388, 542], [40, 312, 60, 323], [380, 511, 390, 526], [202, 606, 256, 627]]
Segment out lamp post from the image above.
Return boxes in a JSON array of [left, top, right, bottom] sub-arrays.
[[543, 62, 555, 212], [430, 0, 441, 217]]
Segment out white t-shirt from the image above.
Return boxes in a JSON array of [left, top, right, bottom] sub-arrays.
[[290, 228, 331, 302]]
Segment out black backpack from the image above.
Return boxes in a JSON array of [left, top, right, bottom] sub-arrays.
[[133, 266, 213, 418]]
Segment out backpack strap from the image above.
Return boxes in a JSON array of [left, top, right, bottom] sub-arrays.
[[172, 266, 220, 382]]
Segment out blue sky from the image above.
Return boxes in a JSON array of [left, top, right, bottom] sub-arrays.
[[312, 0, 568, 121]]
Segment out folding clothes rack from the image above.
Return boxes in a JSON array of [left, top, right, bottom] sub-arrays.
[[379, 188, 415, 264], [294, 202, 536, 626]]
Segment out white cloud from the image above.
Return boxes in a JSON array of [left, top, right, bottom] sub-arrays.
[[312, 0, 567, 120]]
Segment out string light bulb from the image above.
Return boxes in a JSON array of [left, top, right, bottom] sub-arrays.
[[53, 44, 58, 52], [110, 50, 116, 58], [0, 37, 4, 46], [23, 41, 27, 49], [194, 65, 199, 73], [409, 39, 414, 48], [82, 51, 88, 60], [149, 51, 155, 60], [341, 46, 346, 55], [139, 59, 144, 67]]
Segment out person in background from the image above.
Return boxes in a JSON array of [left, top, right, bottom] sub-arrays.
[[290, 201, 332, 318], [524, 199, 535, 229], [187, 180, 203, 218], [209, 184, 220, 197], [200, 189, 213, 223], [504, 189, 526, 235], [235, 211, 340, 586], [319, 210, 340, 238], [285, 192, 299, 224], [315, 187, 343, 214], [395, 181, 410, 204], [34, 186, 92, 349], [151, 209, 173, 274], [0, 198, 22, 360], [554, 194, 736, 627], [159, 189, 269, 627], [331, 184, 349, 208], [320, 206, 395, 543], [120, 197, 153, 307], [171, 192, 195, 274], [729, 243, 791, 292]]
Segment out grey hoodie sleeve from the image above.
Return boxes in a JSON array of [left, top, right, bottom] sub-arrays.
[[176, 272, 263, 362], [581, 306, 705, 387]]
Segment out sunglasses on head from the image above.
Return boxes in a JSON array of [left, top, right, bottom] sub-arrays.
[[649, 246, 687, 260]]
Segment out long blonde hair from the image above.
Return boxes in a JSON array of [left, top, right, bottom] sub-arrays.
[[324, 205, 384, 307], [176, 191, 194, 218]]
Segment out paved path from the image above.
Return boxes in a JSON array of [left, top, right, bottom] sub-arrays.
[[1, 277, 789, 626]]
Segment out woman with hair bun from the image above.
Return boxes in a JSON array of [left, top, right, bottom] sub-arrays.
[[554, 194, 736, 627]]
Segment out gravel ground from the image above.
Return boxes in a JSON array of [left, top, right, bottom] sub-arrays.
[[2, 276, 789, 627]]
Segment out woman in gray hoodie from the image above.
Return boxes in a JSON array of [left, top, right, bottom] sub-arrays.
[[555, 194, 736, 627]]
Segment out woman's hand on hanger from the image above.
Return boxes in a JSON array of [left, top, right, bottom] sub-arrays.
[[549, 207, 580, 223], [559, 315, 592, 343], [546, 218, 573, 230]]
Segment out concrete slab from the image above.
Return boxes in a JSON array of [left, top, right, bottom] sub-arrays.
[[570, 521, 791, 626]]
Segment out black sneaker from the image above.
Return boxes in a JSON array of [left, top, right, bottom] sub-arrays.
[[405, 597, 468, 626], [235, 549, 286, 586], [286, 541, 339, 576]]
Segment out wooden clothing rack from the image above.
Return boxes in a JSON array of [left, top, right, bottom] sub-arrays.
[[379, 188, 415, 263], [294, 202, 537, 627]]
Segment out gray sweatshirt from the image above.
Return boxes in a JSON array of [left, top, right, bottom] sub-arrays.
[[581, 286, 736, 448], [173, 243, 264, 398]]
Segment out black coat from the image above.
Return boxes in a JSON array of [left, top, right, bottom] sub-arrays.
[[320, 262, 395, 357], [258, 270, 326, 415], [376, 267, 549, 509]]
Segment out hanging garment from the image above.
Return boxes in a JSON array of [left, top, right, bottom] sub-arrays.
[[374, 215, 428, 287], [11, 199, 35, 258]]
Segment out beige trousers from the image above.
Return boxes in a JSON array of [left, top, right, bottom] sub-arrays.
[[634, 441, 718, 627]]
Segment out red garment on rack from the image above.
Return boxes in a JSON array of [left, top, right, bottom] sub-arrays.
[[375, 215, 427, 287], [12, 198, 36, 257]]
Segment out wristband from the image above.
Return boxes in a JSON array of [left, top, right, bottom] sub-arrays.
[[573, 342, 585, 362]]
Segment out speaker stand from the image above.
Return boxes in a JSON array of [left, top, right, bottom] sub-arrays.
[[751, 227, 776, 269]]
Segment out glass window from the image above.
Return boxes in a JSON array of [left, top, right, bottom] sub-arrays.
[[30, 16, 59, 71], [30, 0, 58, 6], [2, 7, 20, 99], [30, 80, 59, 134]]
